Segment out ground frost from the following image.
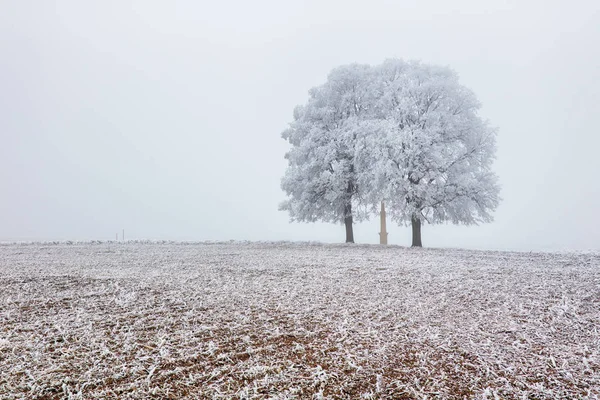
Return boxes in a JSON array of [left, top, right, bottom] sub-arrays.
[[0, 242, 598, 398]]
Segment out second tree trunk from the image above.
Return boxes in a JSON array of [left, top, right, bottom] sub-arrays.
[[411, 215, 422, 247], [344, 215, 354, 243], [344, 202, 354, 243]]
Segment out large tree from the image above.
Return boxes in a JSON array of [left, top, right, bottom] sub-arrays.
[[358, 59, 500, 246], [280, 64, 375, 243], [281, 59, 500, 246]]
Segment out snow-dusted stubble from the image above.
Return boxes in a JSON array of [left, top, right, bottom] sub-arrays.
[[280, 64, 377, 224], [360, 59, 501, 226]]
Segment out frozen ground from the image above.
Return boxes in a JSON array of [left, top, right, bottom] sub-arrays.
[[0, 242, 599, 399]]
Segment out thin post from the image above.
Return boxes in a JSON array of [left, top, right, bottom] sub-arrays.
[[379, 201, 388, 245]]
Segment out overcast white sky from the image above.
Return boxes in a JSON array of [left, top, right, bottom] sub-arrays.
[[1, 0, 599, 251]]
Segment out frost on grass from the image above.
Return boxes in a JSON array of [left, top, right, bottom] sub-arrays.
[[0, 242, 599, 399]]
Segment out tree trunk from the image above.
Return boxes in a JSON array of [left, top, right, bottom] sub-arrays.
[[411, 215, 422, 247], [344, 203, 354, 243], [344, 215, 354, 243], [343, 178, 355, 243]]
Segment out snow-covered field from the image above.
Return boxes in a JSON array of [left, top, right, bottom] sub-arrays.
[[0, 242, 599, 399]]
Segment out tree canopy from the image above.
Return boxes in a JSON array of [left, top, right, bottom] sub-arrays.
[[280, 59, 501, 246]]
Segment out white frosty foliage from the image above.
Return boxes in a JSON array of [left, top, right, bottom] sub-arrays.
[[357, 59, 500, 226], [280, 64, 375, 225], [281, 58, 500, 232], [1, 243, 599, 398]]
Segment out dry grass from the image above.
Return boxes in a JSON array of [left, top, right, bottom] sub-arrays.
[[0, 242, 599, 399]]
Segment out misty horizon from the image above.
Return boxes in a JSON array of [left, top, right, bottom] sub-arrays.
[[1, 1, 599, 252]]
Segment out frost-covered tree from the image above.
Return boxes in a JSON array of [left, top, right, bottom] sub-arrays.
[[280, 64, 375, 243], [358, 59, 500, 247], [281, 59, 500, 246]]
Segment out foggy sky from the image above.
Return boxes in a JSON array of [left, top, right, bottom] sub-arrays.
[[1, 0, 599, 251]]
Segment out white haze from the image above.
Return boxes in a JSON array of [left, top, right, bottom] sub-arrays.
[[1, 0, 599, 251]]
